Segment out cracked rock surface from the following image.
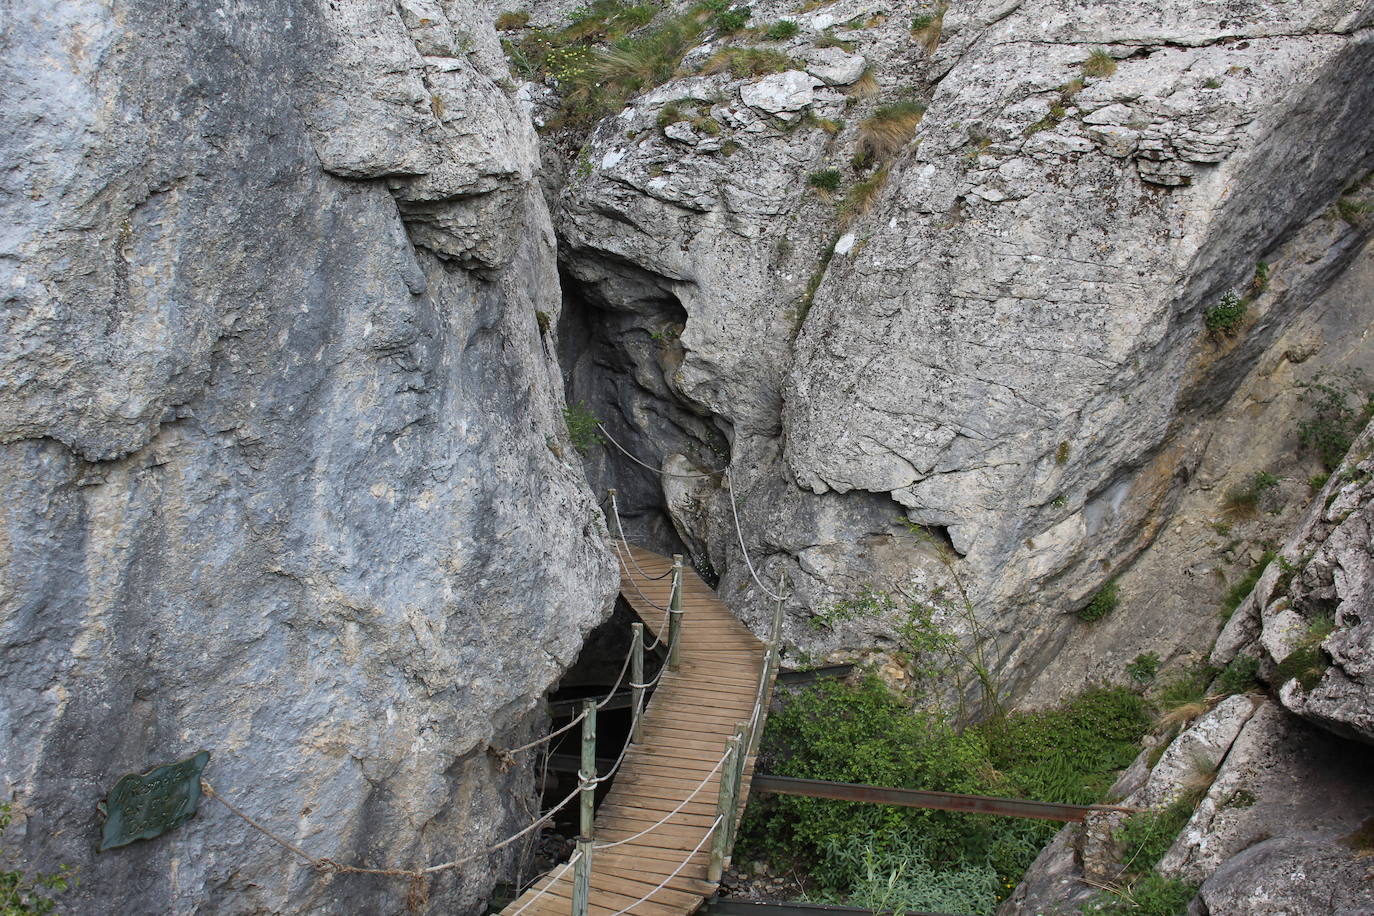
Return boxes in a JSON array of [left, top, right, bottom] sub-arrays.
[[550, 0, 1374, 694], [0, 2, 614, 914]]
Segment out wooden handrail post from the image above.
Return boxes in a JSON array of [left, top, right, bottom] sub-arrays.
[[726, 722, 748, 858], [707, 735, 739, 884], [668, 553, 684, 671], [572, 836, 592, 916], [579, 700, 597, 837], [630, 622, 645, 744], [573, 700, 596, 916]]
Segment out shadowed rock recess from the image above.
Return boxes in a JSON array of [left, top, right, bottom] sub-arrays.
[[4, 0, 1374, 913]]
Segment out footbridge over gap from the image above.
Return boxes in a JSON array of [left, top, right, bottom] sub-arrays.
[[500, 541, 782, 916]]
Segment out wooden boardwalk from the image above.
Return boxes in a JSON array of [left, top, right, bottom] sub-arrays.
[[500, 544, 775, 916]]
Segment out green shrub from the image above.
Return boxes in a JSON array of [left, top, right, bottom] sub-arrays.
[[1223, 470, 1279, 517], [816, 836, 1002, 915], [701, 0, 750, 32], [1078, 581, 1120, 622], [739, 677, 1149, 906], [1126, 652, 1161, 685], [808, 168, 842, 192], [1115, 798, 1195, 878], [1, 805, 74, 914], [562, 401, 604, 453], [764, 19, 800, 40], [1204, 290, 1246, 334], [1297, 371, 1374, 472]]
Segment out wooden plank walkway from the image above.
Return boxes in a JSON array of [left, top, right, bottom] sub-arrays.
[[500, 544, 774, 916]]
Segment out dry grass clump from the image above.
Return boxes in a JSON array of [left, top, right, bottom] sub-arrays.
[[699, 45, 792, 77], [1082, 49, 1118, 78], [853, 100, 925, 168], [910, 4, 946, 53], [840, 164, 890, 224], [495, 10, 530, 30]]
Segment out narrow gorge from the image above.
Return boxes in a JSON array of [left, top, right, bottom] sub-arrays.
[[1, 0, 1372, 914]]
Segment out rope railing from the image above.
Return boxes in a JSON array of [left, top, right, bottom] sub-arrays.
[[597, 423, 725, 481], [607, 490, 672, 581], [603, 816, 724, 916], [507, 851, 582, 916], [591, 744, 731, 850]]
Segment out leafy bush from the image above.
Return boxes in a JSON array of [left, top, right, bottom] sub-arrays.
[[818, 836, 1001, 915], [764, 19, 800, 40], [1078, 581, 1120, 622], [562, 402, 604, 453], [739, 677, 1150, 909], [854, 101, 925, 168], [1126, 653, 1161, 685], [1297, 371, 1374, 472], [1204, 290, 1246, 334], [1, 805, 74, 914], [1081, 49, 1118, 78]]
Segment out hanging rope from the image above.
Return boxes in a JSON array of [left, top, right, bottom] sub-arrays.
[[608, 490, 672, 581], [597, 423, 725, 480], [725, 470, 787, 602]]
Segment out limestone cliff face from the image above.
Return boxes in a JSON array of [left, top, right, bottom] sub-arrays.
[[0, 2, 615, 914], [550, 0, 1374, 690]]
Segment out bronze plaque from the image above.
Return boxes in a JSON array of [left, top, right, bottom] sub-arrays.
[[97, 751, 210, 851]]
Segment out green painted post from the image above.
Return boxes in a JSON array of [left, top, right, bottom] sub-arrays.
[[572, 836, 592, 916], [668, 553, 684, 671], [726, 723, 748, 857], [573, 699, 596, 916], [630, 622, 645, 744], [579, 700, 597, 838], [707, 735, 739, 884], [749, 581, 786, 761]]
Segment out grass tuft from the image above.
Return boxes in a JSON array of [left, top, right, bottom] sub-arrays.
[[700, 45, 793, 77], [1077, 580, 1120, 622], [1082, 49, 1118, 79], [496, 10, 531, 30], [763, 19, 800, 41], [854, 101, 925, 168]]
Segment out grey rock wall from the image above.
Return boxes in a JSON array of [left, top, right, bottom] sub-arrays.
[[0, 1, 614, 913], [549, 0, 1374, 692]]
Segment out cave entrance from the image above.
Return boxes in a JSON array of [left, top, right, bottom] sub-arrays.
[[541, 598, 665, 837]]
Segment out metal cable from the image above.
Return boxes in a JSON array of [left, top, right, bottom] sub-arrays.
[[597, 423, 725, 480]]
